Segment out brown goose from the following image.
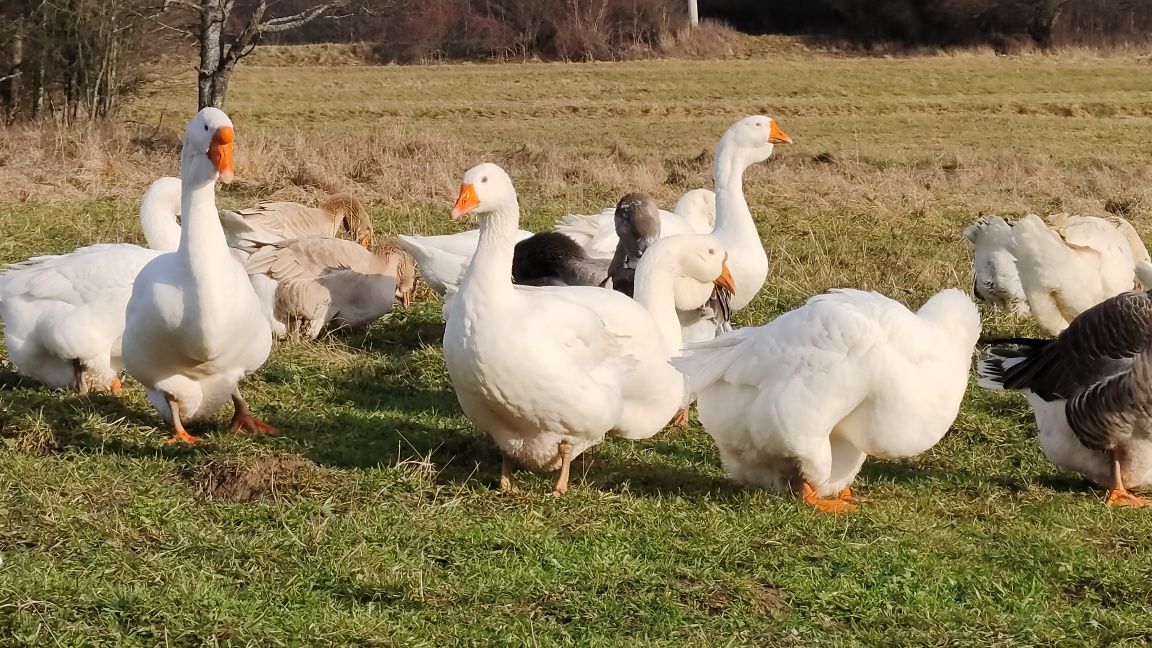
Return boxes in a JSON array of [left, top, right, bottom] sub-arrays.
[[220, 193, 375, 249], [979, 289, 1152, 506], [244, 237, 416, 339]]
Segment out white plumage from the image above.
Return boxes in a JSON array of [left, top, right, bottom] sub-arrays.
[[442, 163, 732, 494], [0, 176, 182, 392], [122, 108, 274, 443], [674, 288, 980, 511]]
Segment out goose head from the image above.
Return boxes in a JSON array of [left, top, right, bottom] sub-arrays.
[[614, 192, 661, 255], [714, 115, 791, 179], [181, 107, 235, 189], [451, 163, 517, 220], [373, 237, 418, 307], [645, 234, 734, 294]]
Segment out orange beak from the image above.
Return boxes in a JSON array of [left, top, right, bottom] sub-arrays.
[[208, 125, 235, 184], [768, 121, 792, 145], [714, 254, 735, 293], [401, 290, 411, 308], [451, 183, 480, 219], [360, 234, 372, 247]]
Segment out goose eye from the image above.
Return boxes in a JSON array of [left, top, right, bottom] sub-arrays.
[[481, 176, 488, 183], [203, 124, 209, 131], [708, 248, 715, 255]]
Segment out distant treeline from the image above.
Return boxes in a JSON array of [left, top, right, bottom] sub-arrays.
[[267, 0, 1152, 55], [269, 0, 699, 62], [702, 0, 1152, 50]]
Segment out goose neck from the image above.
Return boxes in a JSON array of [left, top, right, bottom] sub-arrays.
[[460, 203, 520, 299], [179, 176, 230, 271], [140, 191, 182, 252], [633, 259, 683, 355]]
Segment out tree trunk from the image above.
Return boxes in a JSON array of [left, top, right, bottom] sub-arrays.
[[197, 0, 225, 109]]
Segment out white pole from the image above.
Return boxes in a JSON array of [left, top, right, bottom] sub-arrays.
[[688, 0, 699, 26]]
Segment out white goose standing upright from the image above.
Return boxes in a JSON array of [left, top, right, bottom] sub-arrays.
[[122, 108, 274, 444], [443, 162, 733, 494], [710, 115, 791, 313]]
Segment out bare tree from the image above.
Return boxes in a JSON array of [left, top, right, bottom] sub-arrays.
[[0, 0, 160, 123], [163, 0, 346, 110]]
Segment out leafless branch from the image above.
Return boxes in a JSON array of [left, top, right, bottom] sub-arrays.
[[162, 0, 208, 14], [258, 2, 342, 33], [0, 71, 22, 84], [128, 8, 196, 38]]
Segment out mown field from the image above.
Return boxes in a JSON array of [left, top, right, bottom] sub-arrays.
[[3, 52, 1152, 645]]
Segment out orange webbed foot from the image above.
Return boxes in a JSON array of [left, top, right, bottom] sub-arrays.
[[229, 412, 277, 435], [166, 428, 203, 445], [837, 486, 854, 501], [109, 377, 123, 396], [1106, 488, 1152, 508], [671, 408, 690, 426], [803, 482, 858, 513]]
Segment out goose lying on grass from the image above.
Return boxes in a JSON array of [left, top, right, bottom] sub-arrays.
[[0, 176, 183, 393], [979, 288, 1152, 507], [674, 288, 979, 512], [220, 192, 374, 249], [442, 162, 732, 494], [244, 237, 416, 339], [123, 107, 274, 444]]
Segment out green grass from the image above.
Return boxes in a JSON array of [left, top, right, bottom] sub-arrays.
[[4, 53, 1152, 646]]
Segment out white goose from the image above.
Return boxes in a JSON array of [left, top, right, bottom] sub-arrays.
[[963, 214, 1030, 316], [443, 162, 733, 494], [396, 228, 534, 295], [674, 288, 979, 512], [1010, 213, 1138, 335], [554, 188, 718, 259], [0, 176, 183, 392], [122, 108, 274, 444]]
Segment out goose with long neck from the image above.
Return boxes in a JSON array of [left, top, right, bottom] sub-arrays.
[[122, 107, 274, 444], [0, 176, 184, 393], [443, 162, 732, 494], [710, 115, 791, 312]]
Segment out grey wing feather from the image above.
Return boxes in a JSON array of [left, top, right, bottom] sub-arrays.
[[1002, 290, 1152, 399]]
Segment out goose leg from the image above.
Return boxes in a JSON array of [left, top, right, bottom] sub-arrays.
[[164, 393, 201, 445], [837, 486, 854, 501], [802, 482, 857, 513], [552, 440, 574, 495], [71, 359, 89, 395], [499, 453, 514, 492], [1105, 455, 1152, 507], [109, 376, 123, 395], [229, 389, 277, 435], [671, 408, 689, 426]]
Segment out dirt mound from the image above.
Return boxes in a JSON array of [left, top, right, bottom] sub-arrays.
[[178, 453, 326, 503]]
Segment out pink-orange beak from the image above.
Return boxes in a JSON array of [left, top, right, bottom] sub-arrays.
[[451, 183, 479, 219], [209, 125, 235, 184], [715, 254, 735, 293], [768, 121, 792, 145], [401, 290, 411, 308]]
